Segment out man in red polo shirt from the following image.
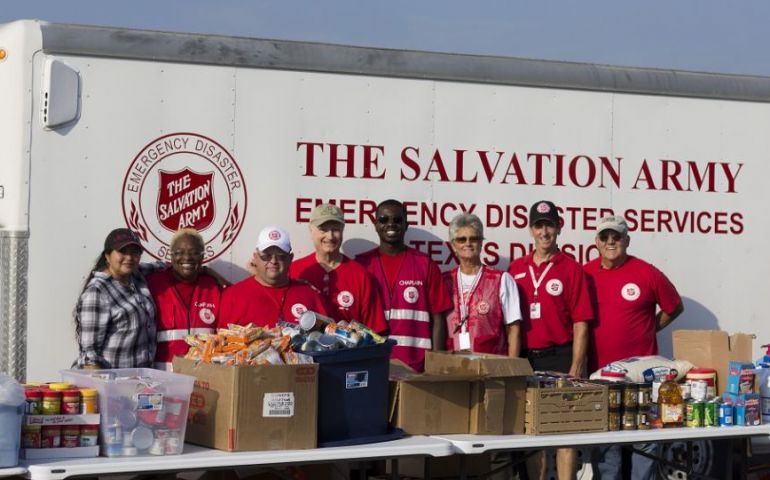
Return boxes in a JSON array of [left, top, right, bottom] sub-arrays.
[[290, 203, 387, 333], [507, 200, 593, 480], [356, 199, 452, 372], [219, 226, 329, 328], [585, 215, 683, 480]]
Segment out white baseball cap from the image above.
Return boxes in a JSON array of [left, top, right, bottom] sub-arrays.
[[596, 215, 629, 235], [256, 226, 292, 253]]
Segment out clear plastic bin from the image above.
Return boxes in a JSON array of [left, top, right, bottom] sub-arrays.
[[0, 405, 22, 467], [61, 368, 194, 457]]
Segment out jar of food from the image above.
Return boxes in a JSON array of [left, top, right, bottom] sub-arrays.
[[621, 407, 638, 430], [622, 382, 639, 409], [22, 424, 42, 448], [41, 425, 62, 448], [46, 383, 72, 392], [25, 388, 43, 415], [61, 425, 80, 448], [80, 424, 99, 447], [41, 390, 62, 415], [608, 408, 622, 431], [686, 368, 717, 399], [80, 388, 99, 414], [636, 382, 652, 407], [636, 407, 651, 430], [61, 389, 81, 415]]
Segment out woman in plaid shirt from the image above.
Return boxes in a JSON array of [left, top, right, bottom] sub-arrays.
[[74, 228, 162, 368]]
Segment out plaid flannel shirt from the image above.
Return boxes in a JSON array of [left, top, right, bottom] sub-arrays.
[[75, 263, 163, 368]]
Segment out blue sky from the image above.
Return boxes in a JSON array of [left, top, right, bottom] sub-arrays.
[[1, 0, 769, 76]]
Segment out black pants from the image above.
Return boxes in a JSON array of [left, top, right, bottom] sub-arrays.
[[524, 343, 573, 373]]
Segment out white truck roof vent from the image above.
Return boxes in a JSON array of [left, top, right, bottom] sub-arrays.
[[41, 57, 80, 128]]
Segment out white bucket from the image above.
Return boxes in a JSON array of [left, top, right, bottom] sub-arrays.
[[0, 405, 22, 467]]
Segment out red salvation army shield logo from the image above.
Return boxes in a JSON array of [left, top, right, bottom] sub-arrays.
[[122, 133, 247, 262], [157, 169, 216, 232]]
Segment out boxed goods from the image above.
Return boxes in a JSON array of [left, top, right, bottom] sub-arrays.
[[726, 361, 756, 394], [173, 357, 318, 451], [61, 368, 193, 456], [389, 360, 473, 435], [525, 373, 608, 435], [722, 392, 761, 426], [672, 330, 753, 395], [423, 351, 533, 434], [19, 382, 101, 460]]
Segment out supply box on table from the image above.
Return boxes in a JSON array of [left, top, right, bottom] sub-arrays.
[[304, 340, 397, 447], [424, 351, 533, 434], [672, 330, 753, 396], [173, 357, 318, 451], [390, 351, 533, 435], [61, 368, 194, 456], [525, 375, 608, 435], [389, 360, 475, 435]]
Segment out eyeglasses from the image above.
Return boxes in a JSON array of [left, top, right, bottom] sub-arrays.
[[376, 215, 405, 225], [258, 253, 291, 263], [453, 236, 483, 244], [598, 231, 623, 242]]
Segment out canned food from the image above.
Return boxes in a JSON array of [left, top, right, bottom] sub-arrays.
[[719, 402, 734, 426], [607, 383, 623, 409], [636, 383, 652, 407], [25, 389, 42, 415], [636, 407, 651, 430], [690, 380, 708, 402], [80, 424, 99, 447], [686, 400, 704, 427], [705, 399, 719, 427], [622, 383, 638, 408], [621, 407, 637, 430], [680, 382, 691, 400], [61, 389, 81, 415], [80, 388, 98, 414], [41, 390, 62, 415], [608, 408, 622, 431]]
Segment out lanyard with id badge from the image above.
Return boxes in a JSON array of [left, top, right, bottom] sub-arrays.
[[455, 267, 483, 351], [528, 262, 553, 320]]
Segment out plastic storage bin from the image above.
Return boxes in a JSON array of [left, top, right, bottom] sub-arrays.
[[61, 368, 194, 457], [307, 340, 400, 447], [0, 405, 22, 467]]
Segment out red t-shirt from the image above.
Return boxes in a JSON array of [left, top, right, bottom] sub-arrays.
[[218, 278, 330, 328], [507, 251, 593, 350], [372, 250, 452, 315], [584, 256, 682, 371], [289, 254, 388, 333]]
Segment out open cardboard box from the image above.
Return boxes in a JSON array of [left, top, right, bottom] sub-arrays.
[[424, 351, 533, 435], [672, 330, 754, 396]]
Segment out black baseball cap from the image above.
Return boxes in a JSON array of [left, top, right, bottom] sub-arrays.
[[528, 200, 560, 226], [104, 228, 142, 251]]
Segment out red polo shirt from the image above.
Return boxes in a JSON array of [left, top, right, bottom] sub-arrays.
[[507, 251, 593, 350]]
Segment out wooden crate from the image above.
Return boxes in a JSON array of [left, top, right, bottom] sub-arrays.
[[525, 383, 608, 435]]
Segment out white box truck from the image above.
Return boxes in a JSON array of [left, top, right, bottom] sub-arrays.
[[1, 19, 768, 382]]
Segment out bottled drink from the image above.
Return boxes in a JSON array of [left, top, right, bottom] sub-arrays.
[[658, 373, 684, 428]]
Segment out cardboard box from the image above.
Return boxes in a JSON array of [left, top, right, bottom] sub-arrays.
[[672, 330, 753, 395], [172, 357, 318, 451], [424, 351, 533, 434], [389, 360, 473, 434], [525, 383, 608, 435]]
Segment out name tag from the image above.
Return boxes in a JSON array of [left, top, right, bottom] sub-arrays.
[[530, 302, 541, 319], [458, 332, 472, 351]]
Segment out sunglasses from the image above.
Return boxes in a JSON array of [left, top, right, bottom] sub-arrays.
[[258, 253, 291, 263], [598, 231, 623, 242], [376, 215, 405, 225], [453, 236, 483, 244]]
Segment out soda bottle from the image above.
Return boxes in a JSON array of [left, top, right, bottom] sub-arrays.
[[658, 373, 684, 427]]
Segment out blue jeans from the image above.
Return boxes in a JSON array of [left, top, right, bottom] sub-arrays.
[[592, 443, 658, 480]]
